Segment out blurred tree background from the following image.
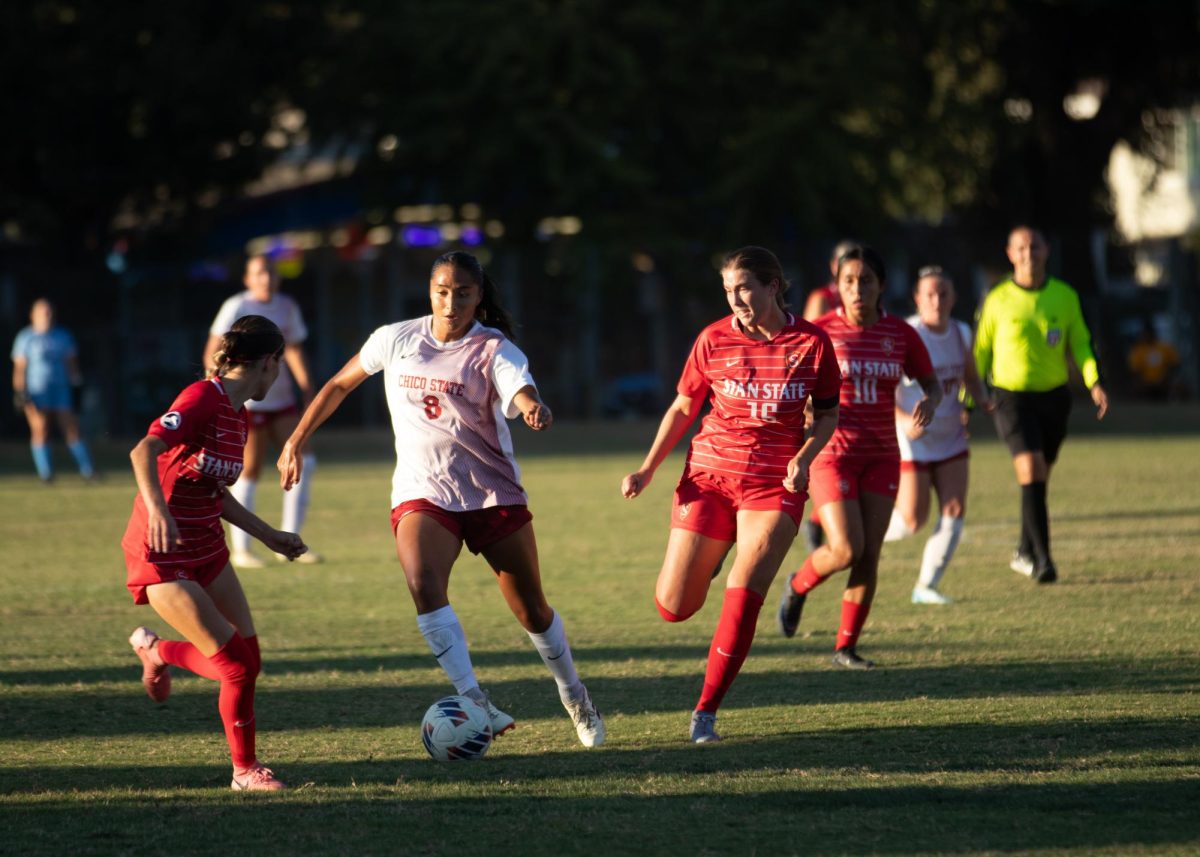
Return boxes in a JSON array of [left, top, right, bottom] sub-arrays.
[[2, 0, 1198, 432]]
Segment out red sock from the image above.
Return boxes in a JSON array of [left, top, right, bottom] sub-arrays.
[[158, 634, 259, 769], [696, 588, 763, 714], [790, 556, 825, 595], [837, 599, 871, 651]]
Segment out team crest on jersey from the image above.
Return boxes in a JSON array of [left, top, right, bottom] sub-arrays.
[[1046, 328, 1062, 347], [678, 502, 691, 521], [160, 411, 182, 431], [785, 350, 803, 368], [880, 337, 895, 355]]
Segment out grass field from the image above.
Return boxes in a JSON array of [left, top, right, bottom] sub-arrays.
[[1, 404, 1198, 856]]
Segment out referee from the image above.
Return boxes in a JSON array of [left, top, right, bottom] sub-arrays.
[[974, 226, 1109, 584]]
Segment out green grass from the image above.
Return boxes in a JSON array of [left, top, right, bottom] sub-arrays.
[[1, 405, 1198, 856]]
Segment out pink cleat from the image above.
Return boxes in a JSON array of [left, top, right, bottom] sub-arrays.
[[128, 626, 171, 703], [231, 763, 287, 791]]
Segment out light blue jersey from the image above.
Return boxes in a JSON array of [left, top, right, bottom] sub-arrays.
[[12, 325, 76, 407]]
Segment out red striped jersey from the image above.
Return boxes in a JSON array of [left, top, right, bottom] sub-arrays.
[[121, 379, 247, 566], [677, 313, 840, 483], [816, 310, 933, 460]]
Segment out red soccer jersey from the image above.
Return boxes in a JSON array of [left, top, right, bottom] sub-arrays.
[[677, 313, 841, 484], [816, 310, 934, 460], [121, 379, 248, 566]]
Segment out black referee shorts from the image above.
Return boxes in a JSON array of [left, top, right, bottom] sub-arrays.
[[991, 385, 1072, 463]]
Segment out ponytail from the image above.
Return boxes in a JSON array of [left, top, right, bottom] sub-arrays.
[[209, 315, 285, 378]]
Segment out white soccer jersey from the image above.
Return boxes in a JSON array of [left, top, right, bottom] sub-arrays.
[[209, 292, 308, 412], [896, 316, 971, 462], [359, 317, 535, 511]]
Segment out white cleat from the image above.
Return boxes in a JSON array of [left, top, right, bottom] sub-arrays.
[[563, 686, 606, 748], [231, 550, 267, 569], [1009, 551, 1035, 578], [465, 687, 515, 736], [689, 710, 721, 743], [911, 586, 953, 605]]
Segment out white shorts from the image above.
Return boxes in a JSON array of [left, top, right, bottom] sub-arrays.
[[897, 422, 968, 464]]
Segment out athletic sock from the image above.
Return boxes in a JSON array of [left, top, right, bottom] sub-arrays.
[[30, 443, 52, 480], [790, 556, 826, 595], [280, 454, 315, 534], [67, 440, 94, 478], [1021, 482, 1051, 567], [159, 634, 258, 769], [696, 587, 763, 714], [917, 516, 964, 590], [228, 478, 257, 553], [416, 605, 479, 694], [526, 610, 584, 702], [884, 508, 915, 542], [836, 599, 872, 651]]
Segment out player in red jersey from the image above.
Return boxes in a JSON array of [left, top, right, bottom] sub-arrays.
[[622, 246, 840, 743], [123, 316, 306, 791], [778, 245, 942, 669]]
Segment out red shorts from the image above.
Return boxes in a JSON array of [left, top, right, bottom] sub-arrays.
[[671, 471, 807, 542], [900, 450, 969, 473], [247, 404, 299, 429], [391, 500, 533, 555], [124, 549, 231, 605], [809, 455, 900, 508]]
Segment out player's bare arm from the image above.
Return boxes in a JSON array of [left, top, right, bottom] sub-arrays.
[[283, 343, 315, 407], [1090, 383, 1108, 420], [202, 333, 223, 372], [279, 354, 370, 490], [219, 486, 307, 560], [621, 392, 704, 499], [783, 404, 838, 493], [512, 386, 552, 431], [130, 435, 180, 552], [911, 373, 943, 428]]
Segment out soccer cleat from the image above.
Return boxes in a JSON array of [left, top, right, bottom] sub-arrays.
[[231, 550, 267, 569], [129, 626, 171, 703], [231, 763, 286, 791], [562, 686, 606, 748], [689, 710, 721, 743], [777, 573, 807, 638], [831, 647, 875, 670], [1034, 561, 1058, 584], [465, 687, 515, 736], [911, 586, 953, 605], [274, 549, 323, 564], [1009, 551, 1035, 578]]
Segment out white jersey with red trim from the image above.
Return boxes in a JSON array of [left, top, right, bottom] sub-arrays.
[[209, 291, 308, 412], [677, 313, 841, 484], [816, 310, 934, 460], [359, 317, 535, 511], [122, 379, 247, 566], [896, 316, 971, 462]]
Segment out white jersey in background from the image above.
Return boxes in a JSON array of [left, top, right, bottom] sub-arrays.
[[359, 317, 536, 511], [896, 316, 972, 462], [209, 292, 309, 412]]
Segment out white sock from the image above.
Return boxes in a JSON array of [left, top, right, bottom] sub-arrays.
[[416, 605, 478, 694], [281, 453, 315, 534], [917, 516, 964, 590], [228, 478, 257, 553], [526, 610, 584, 702], [884, 507, 915, 543]]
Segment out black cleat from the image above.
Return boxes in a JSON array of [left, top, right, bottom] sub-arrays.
[[831, 647, 875, 670], [777, 573, 807, 638], [1034, 561, 1057, 584]]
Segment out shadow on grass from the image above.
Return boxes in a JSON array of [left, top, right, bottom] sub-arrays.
[[4, 655, 1198, 740], [1, 750, 1197, 855]]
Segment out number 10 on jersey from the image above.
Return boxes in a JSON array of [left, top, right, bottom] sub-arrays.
[[748, 401, 778, 421], [852, 377, 878, 404]]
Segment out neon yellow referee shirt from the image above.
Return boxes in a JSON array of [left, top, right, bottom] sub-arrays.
[[975, 276, 1100, 392]]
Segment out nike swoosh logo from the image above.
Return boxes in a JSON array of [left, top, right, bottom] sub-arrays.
[[433, 645, 453, 658], [725, 359, 738, 367], [547, 651, 565, 661], [716, 647, 741, 658]]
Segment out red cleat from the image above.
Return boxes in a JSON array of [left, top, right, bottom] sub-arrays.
[[128, 626, 171, 703]]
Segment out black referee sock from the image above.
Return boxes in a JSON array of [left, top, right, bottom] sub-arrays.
[[1020, 482, 1051, 568]]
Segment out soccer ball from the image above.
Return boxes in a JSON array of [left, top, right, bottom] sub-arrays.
[[420, 695, 493, 761]]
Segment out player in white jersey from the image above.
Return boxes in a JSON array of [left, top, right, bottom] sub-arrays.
[[884, 268, 992, 604], [205, 256, 320, 568], [277, 250, 605, 748]]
